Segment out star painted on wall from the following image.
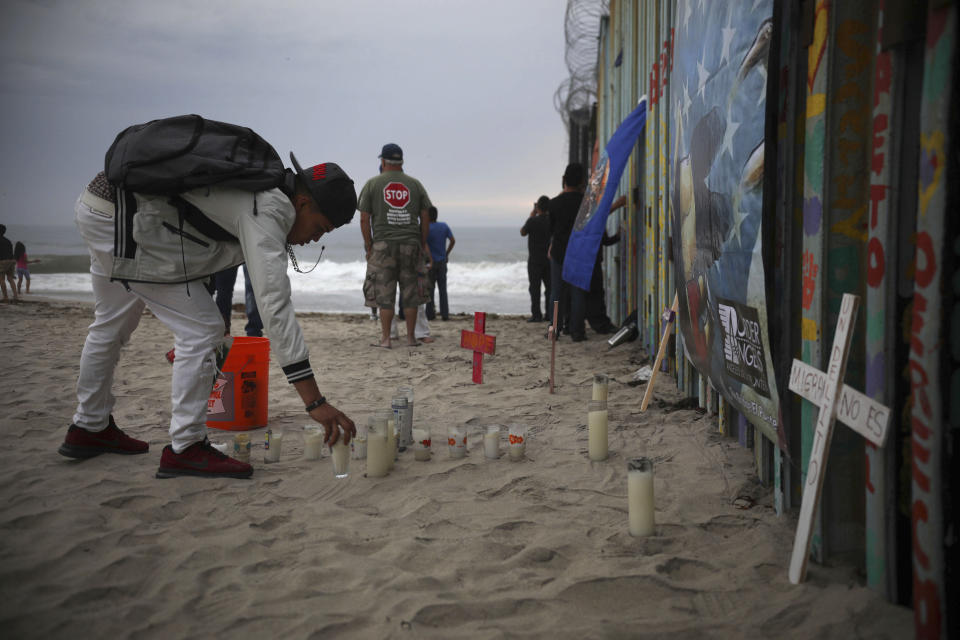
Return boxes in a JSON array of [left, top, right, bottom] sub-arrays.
[[721, 24, 736, 65], [697, 58, 710, 99], [721, 118, 740, 161], [729, 208, 750, 248]]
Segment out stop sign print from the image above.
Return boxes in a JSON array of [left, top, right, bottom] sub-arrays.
[[383, 182, 410, 208]]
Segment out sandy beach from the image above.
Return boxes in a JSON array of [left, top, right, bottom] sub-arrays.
[[0, 299, 912, 638]]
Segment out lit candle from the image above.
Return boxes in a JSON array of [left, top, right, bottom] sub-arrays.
[[483, 425, 500, 459], [588, 400, 608, 461], [592, 373, 609, 402], [627, 457, 655, 536]]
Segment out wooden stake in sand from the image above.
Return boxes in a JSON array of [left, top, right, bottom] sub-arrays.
[[549, 301, 559, 394], [460, 312, 496, 384], [787, 294, 887, 584], [640, 294, 678, 411]]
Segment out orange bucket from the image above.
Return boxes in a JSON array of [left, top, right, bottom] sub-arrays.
[[206, 337, 269, 430]]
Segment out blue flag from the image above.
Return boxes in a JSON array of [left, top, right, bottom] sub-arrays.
[[562, 99, 647, 291]]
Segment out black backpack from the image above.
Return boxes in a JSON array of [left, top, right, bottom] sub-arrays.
[[105, 114, 286, 195], [104, 114, 290, 241]]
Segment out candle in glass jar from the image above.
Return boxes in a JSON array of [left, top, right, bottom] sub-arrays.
[[366, 411, 392, 477], [303, 426, 323, 460], [483, 425, 500, 459], [448, 425, 467, 458], [264, 428, 283, 463], [331, 427, 350, 478], [233, 433, 251, 463], [412, 428, 431, 461], [588, 400, 608, 461], [627, 457, 655, 536], [592, 373, 609, 402], [508, 423, 527, 460]]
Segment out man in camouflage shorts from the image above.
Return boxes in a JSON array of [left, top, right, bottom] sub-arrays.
[[360, 143, 433, 348]]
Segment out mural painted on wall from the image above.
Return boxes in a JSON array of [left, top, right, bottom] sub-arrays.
[[669, 0, 780, 441]]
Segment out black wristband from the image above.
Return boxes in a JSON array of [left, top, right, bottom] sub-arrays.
[[305, 396, 326, 413]]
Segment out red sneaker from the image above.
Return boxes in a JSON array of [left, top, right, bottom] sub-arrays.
[[58, 416, 150, 459], [156, 439, 253, 479]]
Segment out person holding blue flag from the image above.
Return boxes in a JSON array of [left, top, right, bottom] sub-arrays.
[[547, 163, 586, 338], [562, 99, 647, 339]]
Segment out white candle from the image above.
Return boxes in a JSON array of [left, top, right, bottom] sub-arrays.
[[353, 416, 371, 460], [413, 428, 431, 461], [483, 426, 500, 459], [264, 429, 283, 463], [366, 433, 390, 477], [588, 401, 608, 461], [508, 424, 526, 460], [303, 426, 323, 461], [592, 373, 609, 402], [331, 429, 350, 478], [448, 425, 467, 458], [628, 458, 655, 536], [366, 410, 393, 477]]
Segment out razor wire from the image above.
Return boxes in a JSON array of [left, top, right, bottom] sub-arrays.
[[554, 0, 609, 129]]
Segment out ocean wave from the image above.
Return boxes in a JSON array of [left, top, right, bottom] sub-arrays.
[[23, 260, 533, 315]]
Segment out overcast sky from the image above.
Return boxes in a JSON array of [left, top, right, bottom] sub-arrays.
[[0, 0, 570, 229]]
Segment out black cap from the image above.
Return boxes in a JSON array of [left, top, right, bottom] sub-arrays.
[[289, 152, 357, 227], [378, 143, 403, 162]]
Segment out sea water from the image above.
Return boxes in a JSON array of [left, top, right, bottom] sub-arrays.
[[10, 223, 533, 315]]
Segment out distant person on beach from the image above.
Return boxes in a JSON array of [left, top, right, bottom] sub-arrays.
[[14, 241, 39, 295], [425, 206, 454, 321], [547, 163, 585, 338], [214, 265, 263, 337], [61, 157, 357, 480], [360, 143, 433, 348], [521, 195, 552, 323], [0, 225, 18, 303]]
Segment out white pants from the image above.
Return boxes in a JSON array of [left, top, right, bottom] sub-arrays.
[[74, 194, 224, 453]]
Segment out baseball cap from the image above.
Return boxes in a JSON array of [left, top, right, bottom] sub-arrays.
[[378, 143, 403, 162], [289, 152, 357, 228]]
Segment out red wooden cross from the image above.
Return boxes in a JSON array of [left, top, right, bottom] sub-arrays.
[[460, 312, 496, 384]]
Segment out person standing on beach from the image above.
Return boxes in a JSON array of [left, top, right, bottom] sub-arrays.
[[0, 225, 18, 303], [521, 195, 552, 323], [14, 241, 39, 295], [360, 143, 433, 348], [547, 163, 585, 338], [214, 265, 263, 337], [60, 154, 357, 479], [425, 206, 454, 321]]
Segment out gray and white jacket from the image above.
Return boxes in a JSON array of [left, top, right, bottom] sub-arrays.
[[110, 184, 313, 385]]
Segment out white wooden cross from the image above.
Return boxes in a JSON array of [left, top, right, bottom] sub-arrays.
[[787, 293, 891, 584]]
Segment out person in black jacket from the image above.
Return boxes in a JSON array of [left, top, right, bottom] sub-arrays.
[[521, 195, 552, 322]]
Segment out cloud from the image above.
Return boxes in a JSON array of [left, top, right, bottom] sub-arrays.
[[0, 0, 569, 228]]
